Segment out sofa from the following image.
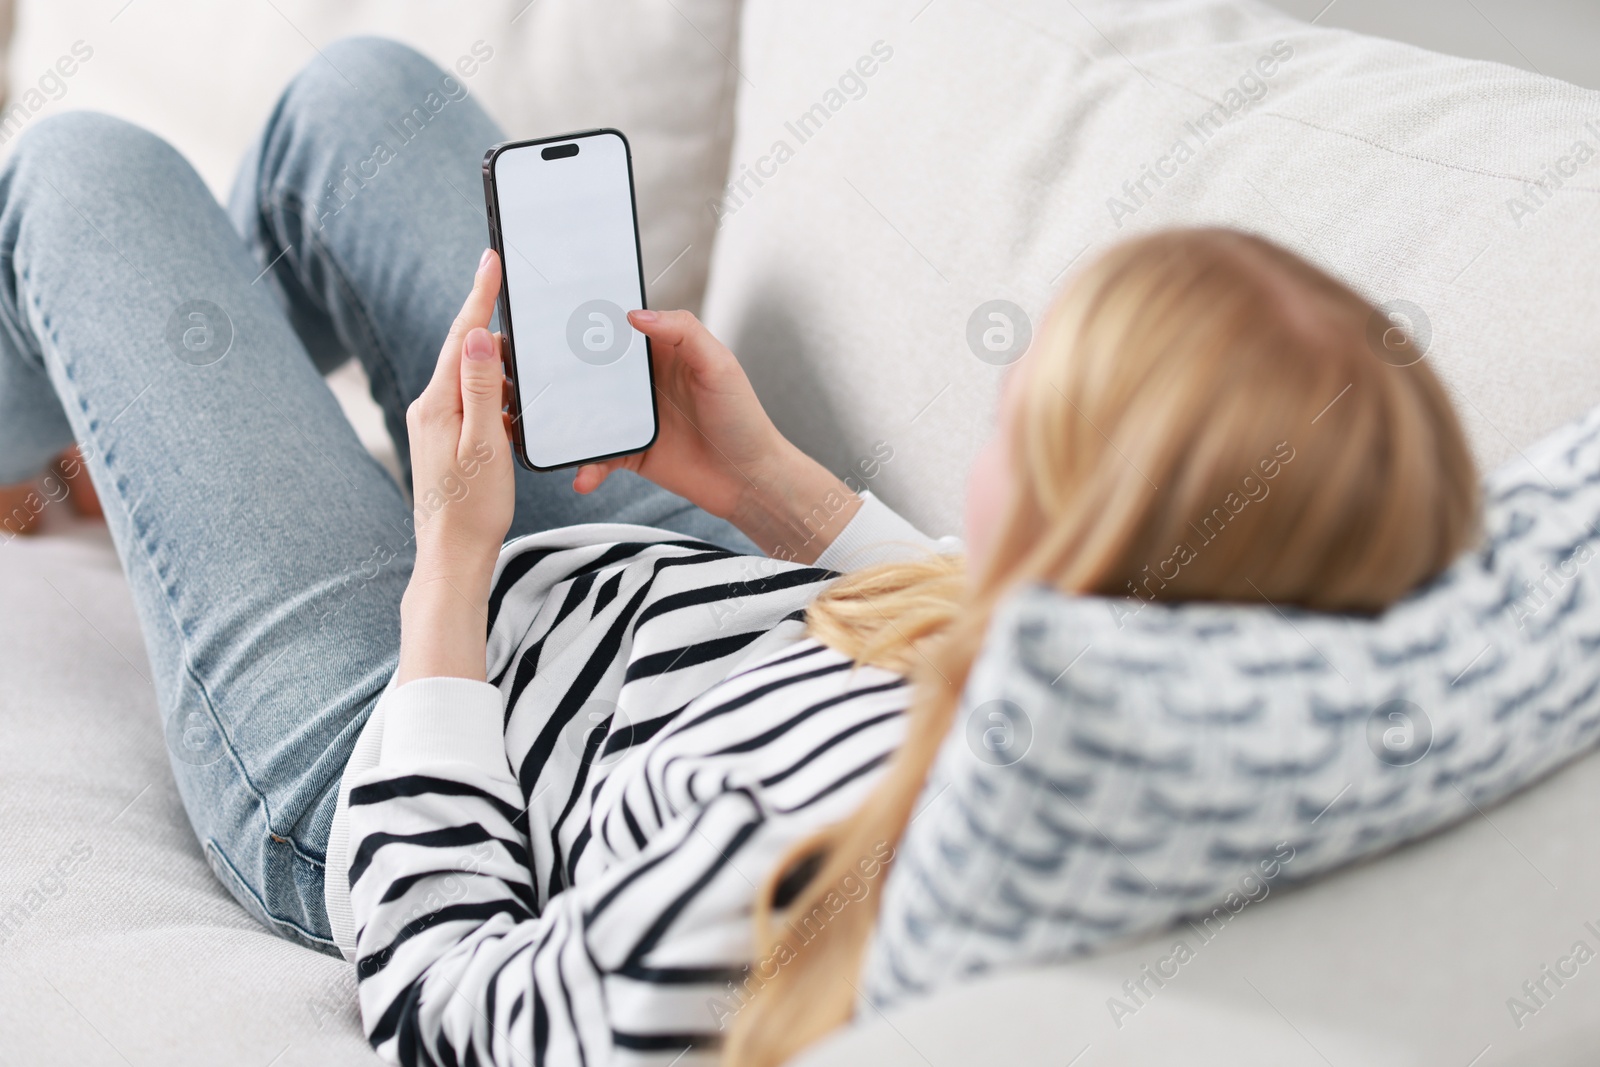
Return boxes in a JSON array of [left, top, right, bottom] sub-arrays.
[[2, 1, 1599, 1064]]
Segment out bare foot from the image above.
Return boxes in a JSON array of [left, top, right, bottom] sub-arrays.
[[0, 447, 104, 536], [0, 480, 43, 536], [51, 446, 102, 520]]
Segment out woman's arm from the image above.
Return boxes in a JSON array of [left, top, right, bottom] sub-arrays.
[[395, 249, 515, 685], [347, 718, 775, 1065], [573, 309, 863, 565], [394, 253, 944, 685]]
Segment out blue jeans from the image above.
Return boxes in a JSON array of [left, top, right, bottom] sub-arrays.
[[0, 37, 754, 955]]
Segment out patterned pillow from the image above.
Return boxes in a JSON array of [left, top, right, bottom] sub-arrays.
[[863, 404, 1600, 1006]]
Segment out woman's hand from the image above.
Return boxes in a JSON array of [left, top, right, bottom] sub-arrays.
[[396, 249, 516, 684], [573, 309, 860, 562]]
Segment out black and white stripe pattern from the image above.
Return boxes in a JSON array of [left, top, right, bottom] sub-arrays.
[[345, 525, 908, 1065]]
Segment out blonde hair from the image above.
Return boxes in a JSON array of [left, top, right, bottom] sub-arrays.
[[724, 228, 1479, 1065]]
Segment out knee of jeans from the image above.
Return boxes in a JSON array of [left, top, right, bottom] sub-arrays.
[[283, 36, 455, 119], [8, 111, 191, 199]]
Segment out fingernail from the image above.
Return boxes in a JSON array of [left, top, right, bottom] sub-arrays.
[[464, 328, 495, 361], [477, 248, 493, 275], [630, 308, 657, 324]]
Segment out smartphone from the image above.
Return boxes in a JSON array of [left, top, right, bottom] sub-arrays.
[[482, 129, 658, 471]]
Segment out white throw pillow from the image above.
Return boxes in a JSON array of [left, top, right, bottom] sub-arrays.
[[702, 0, 1600, 536]]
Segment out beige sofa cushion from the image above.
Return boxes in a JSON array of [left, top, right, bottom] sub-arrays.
[[3, 0, 741, 315], [702, 0, 1600, 536]]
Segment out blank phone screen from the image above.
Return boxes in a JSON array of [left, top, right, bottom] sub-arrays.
[[489, 132, 656, 469]]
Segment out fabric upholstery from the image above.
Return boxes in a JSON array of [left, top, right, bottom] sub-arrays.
[[703, 0, 1600, 536], [7, 0, 1600, 1063]]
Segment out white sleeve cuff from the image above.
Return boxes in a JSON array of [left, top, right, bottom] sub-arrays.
[[378, 676, 512, 780], [814, 491, 963, 572]]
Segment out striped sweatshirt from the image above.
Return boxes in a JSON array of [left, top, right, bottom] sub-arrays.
[[322, 493, 956, 1065]]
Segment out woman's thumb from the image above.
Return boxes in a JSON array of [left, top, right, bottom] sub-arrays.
[[459, 327, 505, 447]]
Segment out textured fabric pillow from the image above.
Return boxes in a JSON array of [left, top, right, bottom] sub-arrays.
[[704, 0, 1600, 536], [864, 401, 1600, 1005]]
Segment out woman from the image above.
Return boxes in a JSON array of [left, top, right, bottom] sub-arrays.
[[0, 38, 1475, 1067]]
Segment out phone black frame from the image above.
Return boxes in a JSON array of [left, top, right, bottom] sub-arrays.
[[482, 128, 659, 472]]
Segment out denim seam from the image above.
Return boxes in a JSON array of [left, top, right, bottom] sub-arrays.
[[207, 836, 337, 949], [239, 185, 407, 869], [27, 262, 327, 873], [191, 662, 328, 870]]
